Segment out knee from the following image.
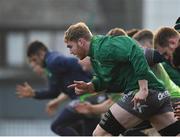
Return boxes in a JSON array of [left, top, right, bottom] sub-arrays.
[[92, 127, 99, 136], [51, 121, 62, 133], [97, 110, 126, 136], [92, 125, 111, 136], [50, 122, 57, 132]]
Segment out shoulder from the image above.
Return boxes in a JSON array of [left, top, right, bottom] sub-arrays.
[[45, 52, 67, 67], [46, 51, 62, 62]]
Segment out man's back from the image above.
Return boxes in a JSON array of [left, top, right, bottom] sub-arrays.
[[89, 35, 165, 93], [35, 51, 92, 99]]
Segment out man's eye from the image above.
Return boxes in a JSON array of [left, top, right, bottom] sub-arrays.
[[67, 45, 72, 49]]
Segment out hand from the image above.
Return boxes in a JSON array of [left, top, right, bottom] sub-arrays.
[[16, 82, 35, 98], [74, 102, 93, 115], [46, 99, 60, 116], [174, 101, 180, 120], [68, 81, 94, 95], [132, 89, 148, 109]]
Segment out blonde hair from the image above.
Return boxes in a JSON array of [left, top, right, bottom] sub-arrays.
[[64, 22, 92, 43]]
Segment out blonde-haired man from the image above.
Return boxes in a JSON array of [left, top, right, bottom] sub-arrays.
[[64, 22, 180, 136]]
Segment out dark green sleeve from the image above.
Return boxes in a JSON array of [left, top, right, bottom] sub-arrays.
[[91, 75, 103, 91], [128, 40, 150, 80]]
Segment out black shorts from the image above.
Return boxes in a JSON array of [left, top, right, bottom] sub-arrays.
[[117, 89, 173, 120]]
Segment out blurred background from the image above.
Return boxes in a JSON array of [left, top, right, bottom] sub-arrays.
[[0, 0, 179, 135]]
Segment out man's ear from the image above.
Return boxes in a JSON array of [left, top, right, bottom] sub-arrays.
[[78, 38, 85, 47]]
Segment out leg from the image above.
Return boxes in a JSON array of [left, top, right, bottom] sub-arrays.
[[110, 103, 143, 128], [150, 112, 177, 130], [82, 116, 100, 136], [51, 106, 83, 136], [93, 103, 143, 136], [93, 124, 112, 136], [123, 120, 151, 136], [150, 112, 180, 136], [148, 92, 180, 136]]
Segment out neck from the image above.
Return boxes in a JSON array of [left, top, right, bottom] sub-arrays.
[[84, 41, 91, 56]]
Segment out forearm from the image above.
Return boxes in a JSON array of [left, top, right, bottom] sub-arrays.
[[138, 80, 148, 92], [132, 80, 149, 106], [54, 93, 69, 104], [34, 89, 60, 99]]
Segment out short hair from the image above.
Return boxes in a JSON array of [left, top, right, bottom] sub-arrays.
[[106, 28, 127, 36], [64, 22, 92, 43], [133, 29, 153, 46], [27, 41, 48, 57], [154, 27, 179, 48], [126, 29, 140, 37]]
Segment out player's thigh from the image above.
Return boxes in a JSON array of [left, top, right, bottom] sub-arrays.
[[110, 103, 143, 129], [150, 112, 177, 131]]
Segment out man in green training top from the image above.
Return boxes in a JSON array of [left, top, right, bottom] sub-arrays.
[[64, 22, 179, 136]]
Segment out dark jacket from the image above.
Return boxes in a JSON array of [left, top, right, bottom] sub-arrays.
[[34, 51, 92, 99]]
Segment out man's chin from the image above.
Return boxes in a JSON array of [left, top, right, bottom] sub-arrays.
[[78, 55, 86, 60], [79, 57, 85, 60]]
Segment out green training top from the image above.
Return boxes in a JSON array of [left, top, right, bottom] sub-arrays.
[[151, 63, 180, 98], [88, 35, 165, 93]]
